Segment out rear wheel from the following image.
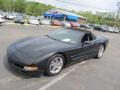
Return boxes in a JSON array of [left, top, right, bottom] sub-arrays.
[[95, 45, 104, 59], [46, 54, 64, 76]]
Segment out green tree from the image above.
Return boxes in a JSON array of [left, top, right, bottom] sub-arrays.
[[25, 1, 53, 16], [78, 11, 116, 26], [2, 0, 14, 11], [14, 0, 26, 13]]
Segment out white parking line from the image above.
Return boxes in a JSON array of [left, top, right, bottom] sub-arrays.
[[38, 65, 79, 90]]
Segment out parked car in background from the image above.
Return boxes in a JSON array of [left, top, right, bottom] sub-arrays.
[[61, 21, 71, 27], [28, 16, 39, 25], [80, 24, 91, 29], [101, 26, 110, 32], [37, 16, 44, 21], [0, 14, 5, 24], [0, 13, 4, 18], [93, 25, 120, 33], [94, 25, 109, 32], [114, 28, 120, 33], [40, 19, 51, 25], [0, 12, 5, 17], [51, 20, 62, 26], [80, 24, 86, 29], [108, 27, 119, 33], [5, 13, 16, 20], [70, 22, 80, 27], [88, 24, 95, 29], [113, 29, 120, 33], [14, 15, 25, 24], [94, 25, 103, 31]]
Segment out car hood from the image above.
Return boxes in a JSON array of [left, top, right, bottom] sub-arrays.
[[13, 36, 73, 59], [29, 19, 38, 21]]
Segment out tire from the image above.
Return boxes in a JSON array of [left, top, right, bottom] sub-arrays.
[[45, 54, 65, 76], [21, 22, 24, 24], [95, 45, 104, 59]]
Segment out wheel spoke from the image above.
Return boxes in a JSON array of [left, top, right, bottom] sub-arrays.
[[49, 57, 63, 74], [98, 46, 104, 57]]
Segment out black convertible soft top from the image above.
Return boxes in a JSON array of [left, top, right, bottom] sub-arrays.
[[66, 27, 91, 34]]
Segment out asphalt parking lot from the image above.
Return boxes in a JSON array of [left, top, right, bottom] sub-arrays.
[[0, 24, 120, 90]]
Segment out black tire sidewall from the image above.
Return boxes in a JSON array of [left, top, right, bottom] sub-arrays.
[[45, 54, 65, 76]]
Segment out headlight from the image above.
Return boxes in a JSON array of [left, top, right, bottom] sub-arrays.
[[24, 65, 38, 71]]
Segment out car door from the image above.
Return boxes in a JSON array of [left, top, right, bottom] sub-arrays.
[[81, 33, 98, 58], [69, 33, 98, 62]]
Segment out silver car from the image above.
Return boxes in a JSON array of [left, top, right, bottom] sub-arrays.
[[61, 21, 71, 27], [40, 19, 51, 25]]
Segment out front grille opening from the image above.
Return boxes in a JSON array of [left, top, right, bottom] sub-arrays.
[[14, 63, 23, 68]]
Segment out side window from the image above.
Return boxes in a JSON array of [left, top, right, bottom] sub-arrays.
[[89, 34, 94, 41], [81, 33, 94, 43]]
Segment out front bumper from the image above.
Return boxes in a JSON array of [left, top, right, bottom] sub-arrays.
[[14, 21, 25, 24], [7, 54, 44, 76], [30, 22, 39, 25], [0, 21, 5, 23]]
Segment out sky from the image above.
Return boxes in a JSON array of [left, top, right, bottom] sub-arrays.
[[33, 0, 120, 12]]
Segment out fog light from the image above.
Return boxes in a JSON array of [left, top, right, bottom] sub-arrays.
[[24, 65, 38, 71]]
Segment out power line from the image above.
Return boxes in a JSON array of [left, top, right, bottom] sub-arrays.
[[56, 0, 115, 11]]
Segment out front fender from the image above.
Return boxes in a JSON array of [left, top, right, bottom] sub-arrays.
[[35, 52, 58, 69]]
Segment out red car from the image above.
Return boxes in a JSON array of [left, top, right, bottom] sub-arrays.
[[51, 20, 62, 26], [70, 22, 80, 27]]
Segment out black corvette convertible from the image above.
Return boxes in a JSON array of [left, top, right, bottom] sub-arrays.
[[7, 28, 108, 76]]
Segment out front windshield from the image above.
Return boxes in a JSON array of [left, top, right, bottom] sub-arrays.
[[29, 16, 37, 20], [16, 16, 23, 19], [48, 29, 82, 44]]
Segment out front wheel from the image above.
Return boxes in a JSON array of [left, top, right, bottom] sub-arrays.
[[95, 45, 104, 59], [46, 54, 64, 76]]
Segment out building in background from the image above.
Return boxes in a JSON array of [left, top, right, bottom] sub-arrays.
[[44, 9, 87, 24]]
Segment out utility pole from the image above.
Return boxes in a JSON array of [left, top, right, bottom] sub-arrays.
[[114, 2, 120, 29], [117, 2, 120, 29]]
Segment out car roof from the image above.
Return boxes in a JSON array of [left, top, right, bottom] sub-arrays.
[[66, 27, 92, 34]]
